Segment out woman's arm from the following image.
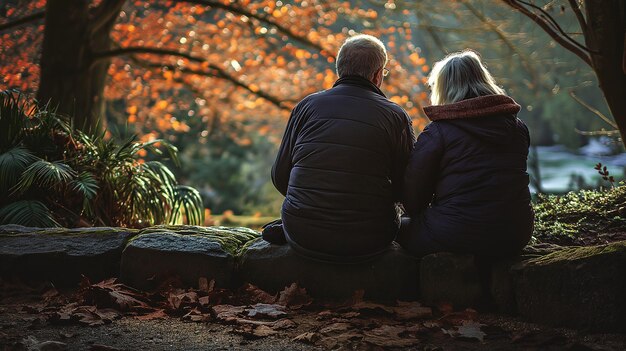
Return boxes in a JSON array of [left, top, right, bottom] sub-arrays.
[[402, 122, 444, 215]]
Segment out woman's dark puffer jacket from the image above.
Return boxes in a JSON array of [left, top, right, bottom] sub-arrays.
[[272, 76, 415, 261], [401, 95, 533, 257]]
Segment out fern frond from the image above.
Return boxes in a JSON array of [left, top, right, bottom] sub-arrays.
[[14, 160, 76, 194], [0, 146, 38, 195], [0, 200, 60, 227]]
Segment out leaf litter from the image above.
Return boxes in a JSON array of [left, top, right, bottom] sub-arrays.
[[2, 277, 622, 350]]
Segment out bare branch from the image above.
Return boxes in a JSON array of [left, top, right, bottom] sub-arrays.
[[462, 0, 541, 90], [175, 0, 332, 58], [569, 90, 618, 129], [575, 128, 621, 136], [516, 0, 595, 54], [92, 47, 205, 64], [567, 0, 588, 36], [131, 58, 290, 111], [0, 11, 45, 32], [502, 0, 592, 66]]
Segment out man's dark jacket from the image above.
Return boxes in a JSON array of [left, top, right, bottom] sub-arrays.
[[402, 95, 533, 257], [272, 76, 415, 260]]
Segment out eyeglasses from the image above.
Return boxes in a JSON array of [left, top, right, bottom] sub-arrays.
[[383, 68, 390, 77]]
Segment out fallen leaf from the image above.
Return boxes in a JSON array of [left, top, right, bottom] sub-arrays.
[[293, 332, 321, 344], [233, 324, 277, 339], [134, 309, 168, 321], [240, 283, 276, 304], [270, 318, 297, 330], [182, 307, 209, 322], [211, 304, 245, 323], [198, 296, 210, 307], [252, 325, 277, 337], [393, 301, 432, 320], [245, 303, 287, 319], [442, 320, 486, 342], [319, 322, 352, 335], [363, 325, 420, 348], [351, 301, 395, 315], [276, 283, 312, 309], [83, 279, 152, 312], [167, 291, 198, 311]]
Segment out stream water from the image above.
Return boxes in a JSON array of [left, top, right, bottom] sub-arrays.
[[531, 143, 626, 193]]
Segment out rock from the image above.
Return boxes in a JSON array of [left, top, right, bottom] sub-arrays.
[[489, 257, 523, 314], [419, 253, 484, 308], [513, 241, 626, 332], [238, 239, 418, 301], [0, 225, 135, 286], [120, 227, 248, 290]]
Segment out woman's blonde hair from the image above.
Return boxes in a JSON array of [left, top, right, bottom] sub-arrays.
[[427, 50, 505, 105]]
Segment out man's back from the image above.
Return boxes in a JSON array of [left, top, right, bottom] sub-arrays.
[[272, 75, 414, 260]]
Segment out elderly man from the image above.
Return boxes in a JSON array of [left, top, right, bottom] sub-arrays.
[[270, 34, 415, 263]]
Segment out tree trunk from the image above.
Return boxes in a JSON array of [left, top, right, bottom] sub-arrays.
[[585, 0, 626, 144], [36, 0, 118, 132]]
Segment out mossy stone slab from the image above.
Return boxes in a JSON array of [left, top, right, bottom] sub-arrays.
[[0, 225, 135, 286], [513, 241, 626, 332], [238, 239, 419, 301], [120, 228, 246, 290]]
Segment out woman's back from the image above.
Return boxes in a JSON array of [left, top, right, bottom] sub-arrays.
[[399, 50, 533, 257]]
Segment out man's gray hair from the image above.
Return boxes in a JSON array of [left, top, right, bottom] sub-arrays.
[[336, 34, 388, 80]]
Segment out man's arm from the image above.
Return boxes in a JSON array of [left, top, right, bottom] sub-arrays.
[[391, 113, 417, 202], [271, 104, 304, 196], [402, 122, 443, 215]]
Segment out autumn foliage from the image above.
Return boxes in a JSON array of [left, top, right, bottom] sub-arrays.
[[1, 0, 431, 145]]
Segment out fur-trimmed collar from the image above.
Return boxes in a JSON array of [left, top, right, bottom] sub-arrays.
[[423, 95, 521, 121]]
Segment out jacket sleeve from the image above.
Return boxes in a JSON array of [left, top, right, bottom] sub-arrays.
[[391, 112, 417, 202], [271, 103, 305, 196], [402, 122, 444, 216]]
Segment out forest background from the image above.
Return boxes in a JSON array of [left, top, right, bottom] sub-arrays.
[[1, 0, 622, 219]]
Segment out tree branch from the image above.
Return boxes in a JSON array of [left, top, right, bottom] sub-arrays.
[[516, 0, 593, 54], [502, 0, 592, 66], [92, 46, 205, 64], [130, 57, 290, 111], [175, 0, 332, 58], [89, 0, 127, 34], [0, 11, 45, 32], [462, 0, 542, 90], [569, 90, 618, 129], [567, 0, 588, 37]]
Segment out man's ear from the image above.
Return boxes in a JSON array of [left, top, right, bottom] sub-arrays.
[[372, 68, 383, 88]]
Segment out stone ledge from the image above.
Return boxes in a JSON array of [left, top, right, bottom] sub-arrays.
[[513, 241, 626, 332], [120, 228, 243, 290], [0, 225, 136, 286], [238, 239, 419, 301]]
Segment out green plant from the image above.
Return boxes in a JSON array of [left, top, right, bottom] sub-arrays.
[[0, 90, 203, 228], [532, 185, 626, 245], [594, 162, 615, 188]]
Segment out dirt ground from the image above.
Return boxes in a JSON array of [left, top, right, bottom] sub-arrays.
[[1, 296, 625, 351]]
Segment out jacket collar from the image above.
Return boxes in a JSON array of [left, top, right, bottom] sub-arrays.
[[424, 95, 521, 121], [333, 75, 386, 97]]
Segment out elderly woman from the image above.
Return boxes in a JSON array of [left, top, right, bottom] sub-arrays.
[[398, 50, 533, 258]]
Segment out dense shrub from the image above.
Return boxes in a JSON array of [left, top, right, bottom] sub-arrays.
[[0, 90, 203, 228]]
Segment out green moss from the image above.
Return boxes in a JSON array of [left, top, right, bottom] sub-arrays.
[[133, 225, 260, 256], [532, 185, 626, 244], [529, 241, 626, 266]]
